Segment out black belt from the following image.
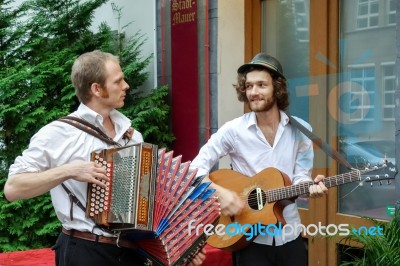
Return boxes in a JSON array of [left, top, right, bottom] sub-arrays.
[[62, 228, 136, 249]]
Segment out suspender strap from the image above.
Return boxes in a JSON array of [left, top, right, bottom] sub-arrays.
[[285, 112, 353, 170], [56, 116, 124, 223], [58, 116, 122, 147], [61, 183, 86, 221]]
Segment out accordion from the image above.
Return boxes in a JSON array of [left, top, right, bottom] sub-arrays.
[[87, 143, 220, 266]]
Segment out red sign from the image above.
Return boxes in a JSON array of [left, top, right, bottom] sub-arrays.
[[170, 0, 198, 161]]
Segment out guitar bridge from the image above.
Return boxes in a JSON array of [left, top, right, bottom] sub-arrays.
[[256, 188, 264, 210]]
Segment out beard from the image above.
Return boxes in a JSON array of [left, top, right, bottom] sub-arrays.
[[248, 96, 276, 112]]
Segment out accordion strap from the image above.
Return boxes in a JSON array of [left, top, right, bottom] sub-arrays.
[[58, 116, 122, 147]]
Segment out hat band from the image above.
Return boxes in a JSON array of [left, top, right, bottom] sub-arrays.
[[251, 60, 279, 72]]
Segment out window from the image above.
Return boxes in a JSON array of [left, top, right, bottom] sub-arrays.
[[348, 66, 375, 121], [387, 0, 396, 25], [339, 0, 396, 220], [382, 63, 395, 120], [293, 0, 309, 42], [356, 0, 379, 29]]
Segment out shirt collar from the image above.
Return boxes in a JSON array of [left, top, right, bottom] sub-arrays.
[[246, 110, 290, 128], [75, 103, 131, 138]]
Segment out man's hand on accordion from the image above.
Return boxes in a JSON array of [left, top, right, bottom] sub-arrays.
[[186, 247, 207, 266], [67, 161, 109, 188]]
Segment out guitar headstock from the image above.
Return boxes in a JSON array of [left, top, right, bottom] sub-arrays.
[[359, 161, 397, 187]]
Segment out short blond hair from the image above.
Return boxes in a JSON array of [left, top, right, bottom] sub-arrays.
[[71, 50, 120, 103]]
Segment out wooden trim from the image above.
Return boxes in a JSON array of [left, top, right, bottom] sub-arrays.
[[325, 0, 340, 265], [244, 0, 261, 61], [243, 0, 261, 113], [309, 0, 331, 264]]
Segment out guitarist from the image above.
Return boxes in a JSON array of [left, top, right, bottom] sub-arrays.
[[191, 53, 328, 266]]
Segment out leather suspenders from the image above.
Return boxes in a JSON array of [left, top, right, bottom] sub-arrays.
[[57, 116, 126, 221]]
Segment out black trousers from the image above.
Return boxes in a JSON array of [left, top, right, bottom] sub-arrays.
[[234, 236, 308, 266], [52, 232, 145, 266]]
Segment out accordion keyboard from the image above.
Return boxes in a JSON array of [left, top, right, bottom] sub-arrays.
[[88, 155, 112, 218]]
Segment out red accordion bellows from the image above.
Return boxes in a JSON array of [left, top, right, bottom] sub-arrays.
[[88, 143, 220, 266]]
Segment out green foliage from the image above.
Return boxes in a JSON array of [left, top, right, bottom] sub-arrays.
[[0, 0, 174, 252], [0, 172, 59, 252], [126, 85, 175, 149], [339, 211, 400, 266]]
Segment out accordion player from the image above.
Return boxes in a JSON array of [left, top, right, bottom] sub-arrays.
[[87, 142, 220, 266]]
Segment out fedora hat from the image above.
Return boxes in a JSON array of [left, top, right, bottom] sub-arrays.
[[237, 53, 286, 80]]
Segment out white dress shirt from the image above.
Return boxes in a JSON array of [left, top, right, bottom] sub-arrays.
[[8, 103, 143, 236], [190, 110, 313, 246]]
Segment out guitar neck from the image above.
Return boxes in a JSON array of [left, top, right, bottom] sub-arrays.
[[268, 169, 368, 202]]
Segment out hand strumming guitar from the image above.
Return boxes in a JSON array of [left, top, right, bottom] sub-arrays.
[[204, 174, 244, 217]]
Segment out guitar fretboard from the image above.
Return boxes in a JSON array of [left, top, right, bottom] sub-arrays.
[[267, 169, 370, 202]]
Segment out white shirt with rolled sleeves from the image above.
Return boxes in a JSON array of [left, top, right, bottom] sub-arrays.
[[190, 110, 313, 246], [8, 103, 143, 236]]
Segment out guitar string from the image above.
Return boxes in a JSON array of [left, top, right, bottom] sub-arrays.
[[242, 170, 369, 204], [233, 166, 389, 206]]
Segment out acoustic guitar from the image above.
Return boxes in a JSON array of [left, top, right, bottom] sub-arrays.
[[206, 162, 397, 251]]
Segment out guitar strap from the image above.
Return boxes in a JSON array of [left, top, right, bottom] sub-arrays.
[[285, 111, 354, 170]]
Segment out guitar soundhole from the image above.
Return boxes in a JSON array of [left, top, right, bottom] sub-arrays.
[[248, 188, 267, 211]]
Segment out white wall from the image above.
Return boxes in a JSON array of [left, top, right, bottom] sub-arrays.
[[91, 0, 156, 91], [217, 0, 245, 169]]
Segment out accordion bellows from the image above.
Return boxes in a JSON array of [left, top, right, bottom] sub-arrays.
[[88, 143, 220, 266]]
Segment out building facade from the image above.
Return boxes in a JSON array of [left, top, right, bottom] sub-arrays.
[[156, 0, 399, 265]]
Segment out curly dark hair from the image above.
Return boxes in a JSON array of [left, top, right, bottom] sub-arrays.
[[234, 65, 289, 110]]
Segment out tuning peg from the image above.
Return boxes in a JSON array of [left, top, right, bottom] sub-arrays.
[[365, 176, 372, 187], [375, 175, 382, 186], [385, 174, 391, 185]]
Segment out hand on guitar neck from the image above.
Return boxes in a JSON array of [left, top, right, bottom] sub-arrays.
[[308, 174, 328, 198]]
